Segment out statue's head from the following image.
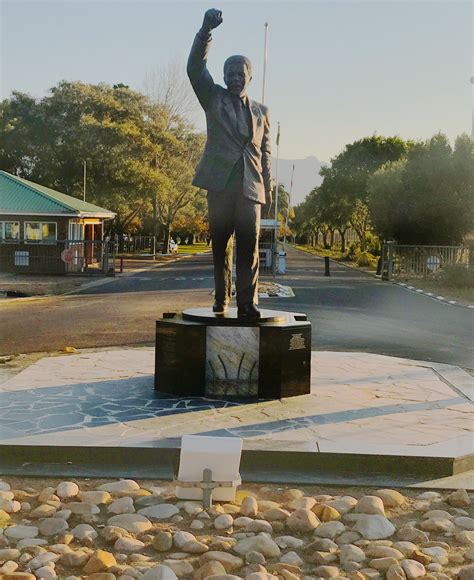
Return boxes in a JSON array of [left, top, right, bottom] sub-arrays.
[[224, 55, 252, 97]]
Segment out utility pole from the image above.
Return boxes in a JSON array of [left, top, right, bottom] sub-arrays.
[[83, 161, 87, 202], [262, 22, 269, 104]]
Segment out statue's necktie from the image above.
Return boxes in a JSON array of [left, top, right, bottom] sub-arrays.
[[233, 98, 250, 141]]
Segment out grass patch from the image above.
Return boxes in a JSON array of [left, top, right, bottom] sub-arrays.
[[400, 265, 474, 303], [295, 244, 378, 270], [177, 243, 211, 254]]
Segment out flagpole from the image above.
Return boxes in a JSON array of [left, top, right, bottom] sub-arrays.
[[262, 22, 269, 104], [272, 122, 280, 277], [284, 163, 295, 250]]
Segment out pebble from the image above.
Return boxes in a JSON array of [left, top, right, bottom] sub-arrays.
[[152, 531, 173, 552], [142, 564, 179, 579], [355, 496, 386, 516], [79, 491, 111, 505], [446, 489, 471, 507], [401, 559, 426, 578], [314, 521, 346, 539], [353, 515, 396, 539], [214, 514, 234, 530], [234, 535, 280, 558], [4, 525, 39, 540], [455, 516, 474, 530], [374, 490, 406, 508], [313, 565, 340, 577], [137, 504, 179, 520], [457, 531, 474, 545], [114, 537, 145, 552], [340, 544, 366, 563], [286, 509, 320, 532], [241, 496, 259, 517], [56, 482, 79, 499], [459, 565, 474, 580], [199, 551, 244, 572], [420, 517, 456, 533], [107, 496, 135, 514], [39, 517, 69, 536], [71, 524, 98, 541], [107, 514, 152, 533], [274, 536, 304, 549], [97, 480, 140, 494], [246, 520, 273, 534]]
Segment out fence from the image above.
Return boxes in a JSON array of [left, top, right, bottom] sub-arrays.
[[0, 240, 115, 275], [113, 235, 157, 256], [381, 243, 470, 281]]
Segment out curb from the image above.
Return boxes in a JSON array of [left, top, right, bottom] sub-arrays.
[[294, 247, 474, 309], [1, 444, 472, 487], [0, 254, 190, 304], [395, 282, 474, 310]]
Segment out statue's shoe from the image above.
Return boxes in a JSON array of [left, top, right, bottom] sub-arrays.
[[212, 301, 228, 315], [237, 303, 261, 321]]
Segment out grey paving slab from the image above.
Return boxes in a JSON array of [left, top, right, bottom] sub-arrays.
[[0, 348, 472, 466]]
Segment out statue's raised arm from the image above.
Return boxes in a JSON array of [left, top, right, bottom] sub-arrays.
[[187, 9, 223, 110]]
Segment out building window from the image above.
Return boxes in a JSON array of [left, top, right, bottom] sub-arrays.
[[25, 222, 57, 243], [0, 222, 20, 242]]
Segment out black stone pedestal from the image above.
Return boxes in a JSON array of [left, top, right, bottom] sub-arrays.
[[155, 308, 311, 399]]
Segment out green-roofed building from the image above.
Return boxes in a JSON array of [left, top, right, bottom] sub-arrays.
[[0, 171, 115, 273]]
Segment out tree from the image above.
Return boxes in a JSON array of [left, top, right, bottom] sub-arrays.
[[0, 81, 204, 238], [318, 135, 409, 248], [367, 133, 474, 244]]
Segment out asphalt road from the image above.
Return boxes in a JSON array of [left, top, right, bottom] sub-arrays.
[[0, 247, 472, 368]]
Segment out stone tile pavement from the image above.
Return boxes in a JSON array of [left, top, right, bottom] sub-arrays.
[[1, 348, 472, 465]]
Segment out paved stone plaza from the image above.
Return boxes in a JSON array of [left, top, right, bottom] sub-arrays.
[[1, 348, 472, 464]]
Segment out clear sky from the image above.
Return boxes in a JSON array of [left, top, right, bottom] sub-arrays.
[[1, 0, 472, 162]]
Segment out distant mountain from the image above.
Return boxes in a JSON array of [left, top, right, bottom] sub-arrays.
[[271, 155, 326, 206]]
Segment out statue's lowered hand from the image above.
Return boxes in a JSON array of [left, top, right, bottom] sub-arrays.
[[202, 8, 223, 31]]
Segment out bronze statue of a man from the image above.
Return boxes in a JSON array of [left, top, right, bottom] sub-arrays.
[[187, 8, 272, 321]]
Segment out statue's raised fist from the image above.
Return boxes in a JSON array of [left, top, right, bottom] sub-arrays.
[[202, 8, 223, 31]]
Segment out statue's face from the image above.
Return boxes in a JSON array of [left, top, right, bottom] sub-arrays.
[[224, 62, 252, 97]]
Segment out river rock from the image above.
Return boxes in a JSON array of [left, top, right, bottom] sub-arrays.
[[194, 561, 227, 580], [153, 531, 173, 552], [71, 524, 98, 541], [28, 551, 60, 570], [314, 521, 346, 539], [279, 551, 303, 566], [400, 559, 426, 578], [313, 566, 340, 578], [386, 564, 407, 580], [455, 517, 474, 530], [246, 520, 273, 534], [142, 564, 179, 580], [61, 551, 90, 567], [214, 514, 233, 530], [446, 489, 471, 507], [107, 497, 135, 515], [241, 497, 259, 517], [56, 482, 79, 499], [234, 535, 280, 558], [288, 497, 317, 510], [5, 525, 39, 540], [199, 551, 244, 572], [79, 491, 112, 505], [327, 497, 357, 515], [457, 531, 474, 545], [29, 504, 57, 518], [39, 517, 69, 536], [162, 559, 194, 576], [353, 515, 396, 540], [107, 514, 152, 533], [374, 490, 406, 508], [114, 537, 145, 553], [370, 557, 400, 571], [83, 550, 117, 574], [340, 544, 366, 563], [286, 509, 320, 532], [263, 508, 290, 521], [355, 496, 386, 516], [35, 566, 57, 580], [138, 504, 179, 520], [274, 536, 304, 549], [459, 565, 474, 580], [98, 480, 140, 494], [421, 547, 448, 565], [420, 517, 456, 533]]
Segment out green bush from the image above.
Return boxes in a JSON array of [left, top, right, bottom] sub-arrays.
[[433, 265, 474, 288]]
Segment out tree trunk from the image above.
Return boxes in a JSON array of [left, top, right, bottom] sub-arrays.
[[329, 228, 334, 249], [339, 229, 346, 253], [162, 225, 171, 254]]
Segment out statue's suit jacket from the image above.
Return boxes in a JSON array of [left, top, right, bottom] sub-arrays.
[[187, 32, 272, 204]]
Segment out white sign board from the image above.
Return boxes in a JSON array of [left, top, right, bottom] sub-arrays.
[[427, 255, 441, 271]]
